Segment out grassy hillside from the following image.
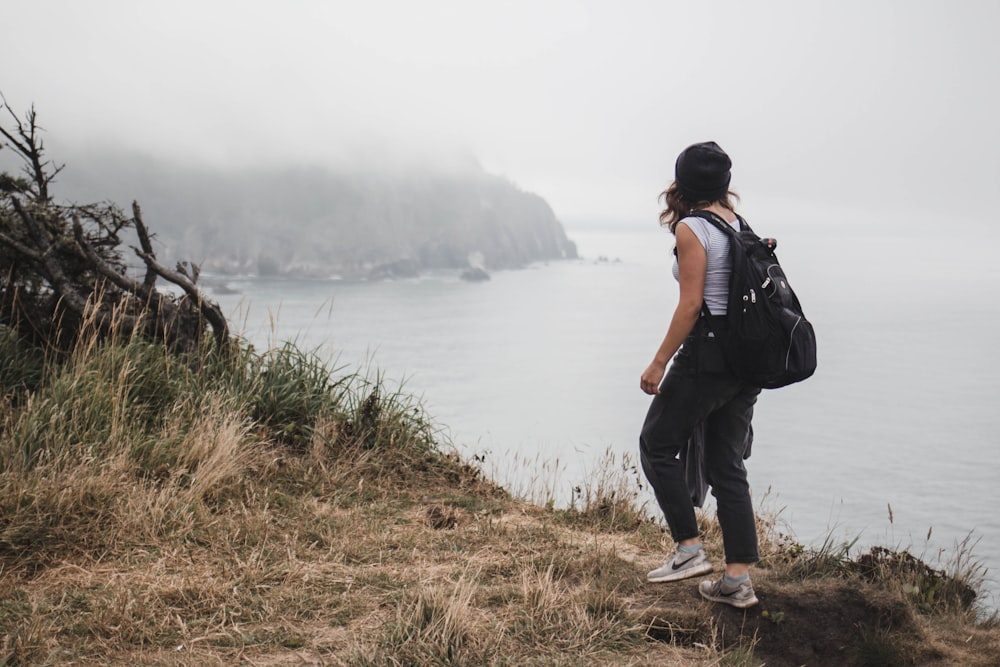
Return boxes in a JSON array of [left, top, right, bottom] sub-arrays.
[[1, 326, 998, 666]]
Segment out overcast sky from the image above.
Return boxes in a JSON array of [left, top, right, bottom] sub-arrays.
[[2, 0, 997, 223]]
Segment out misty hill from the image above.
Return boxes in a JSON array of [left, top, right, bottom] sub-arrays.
[[53, 151, 578, 279]]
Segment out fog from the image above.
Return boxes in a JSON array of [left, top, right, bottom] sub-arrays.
[[3, 0, 997, 224]]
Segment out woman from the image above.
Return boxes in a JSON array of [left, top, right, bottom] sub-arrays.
[[639, 141, 761, 609]]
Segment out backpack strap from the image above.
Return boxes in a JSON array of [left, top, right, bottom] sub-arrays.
[[688, 209, 746, 322], [691, 209, 750, 235]]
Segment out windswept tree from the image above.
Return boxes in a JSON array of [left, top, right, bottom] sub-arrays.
[[0, 98, 229, 355]]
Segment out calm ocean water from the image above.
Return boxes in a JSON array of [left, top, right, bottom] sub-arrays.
[[210, 203, 1000, 609]]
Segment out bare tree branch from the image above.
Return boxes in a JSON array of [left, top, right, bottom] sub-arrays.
[[1, 96, 65, 203], [0, 229, 43, 261], [72, 215, 151, 298], [134, 248, 230, 350], [132, 201, 159, 291], [0, 94, 34, 158], [10, 197, 49, 249]]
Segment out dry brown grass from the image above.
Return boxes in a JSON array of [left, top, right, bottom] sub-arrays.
[[0, 425, 705, 666], [2, 331, 998, 666], [5, 435, 997, 666]]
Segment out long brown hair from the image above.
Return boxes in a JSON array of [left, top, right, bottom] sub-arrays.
[[658, 181, 740, 233]]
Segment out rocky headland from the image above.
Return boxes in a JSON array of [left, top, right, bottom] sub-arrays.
[[56, 151, 578, 280]]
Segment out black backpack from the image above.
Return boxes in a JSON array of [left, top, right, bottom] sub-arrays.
[[693, 210, 817, 389]]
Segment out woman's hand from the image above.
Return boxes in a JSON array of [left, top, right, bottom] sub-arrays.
[[641, 361, 667, 395]]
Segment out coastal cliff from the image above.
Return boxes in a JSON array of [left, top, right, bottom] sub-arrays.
[[56, 152, 578, 279]]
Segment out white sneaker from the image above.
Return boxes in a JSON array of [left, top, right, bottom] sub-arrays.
[[698, 576, 759, 608], [646, 547, 714, 583]]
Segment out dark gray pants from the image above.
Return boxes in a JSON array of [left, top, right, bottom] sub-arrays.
[[639, 322, 761, 564]]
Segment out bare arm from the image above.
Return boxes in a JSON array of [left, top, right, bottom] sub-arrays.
[[640, 223, 706, 395]]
